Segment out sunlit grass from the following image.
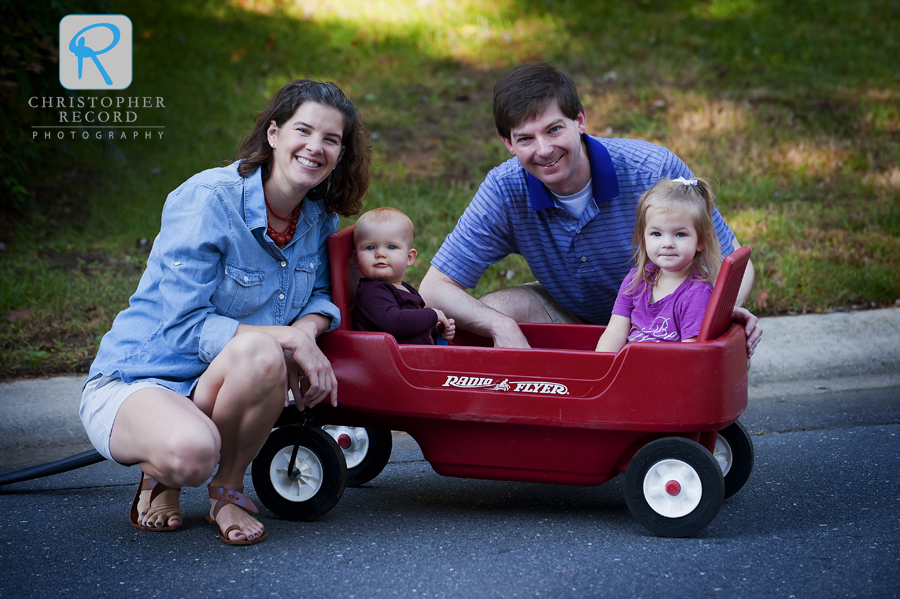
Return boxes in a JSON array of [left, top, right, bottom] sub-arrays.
[[1, 0, 898, 376]]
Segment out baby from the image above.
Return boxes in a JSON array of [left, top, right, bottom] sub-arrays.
[[352, 207, 456, 344]]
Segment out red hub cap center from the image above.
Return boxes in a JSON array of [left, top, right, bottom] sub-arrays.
[[337, 434, 352, 449], [665, 480, 681, 496]]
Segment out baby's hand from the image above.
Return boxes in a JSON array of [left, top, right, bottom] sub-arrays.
[[441, 318, 456, 341], [433, 309, 456, 341]]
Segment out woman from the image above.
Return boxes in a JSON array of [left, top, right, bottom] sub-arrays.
[[80, 80, 371, 545]]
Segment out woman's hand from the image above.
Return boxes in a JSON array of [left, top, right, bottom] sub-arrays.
[[239, 316, 337, 409], [286, 323, 337, 409]]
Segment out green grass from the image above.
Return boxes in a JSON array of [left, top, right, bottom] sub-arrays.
[[1, 0, 898, 376]]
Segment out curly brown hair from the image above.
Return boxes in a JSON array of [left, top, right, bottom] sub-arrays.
[[234, 80, 370, 217]]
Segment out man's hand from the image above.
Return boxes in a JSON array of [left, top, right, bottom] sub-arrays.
[[490, 315, 531, 349], [731, 306, 762, 358]]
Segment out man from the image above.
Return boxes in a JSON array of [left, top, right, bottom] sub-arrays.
[[419, 63, 762, 355]]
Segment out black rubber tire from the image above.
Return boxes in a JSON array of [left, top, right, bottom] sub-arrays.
[[624, 437, 724, 538], [271, 408, 393, 486], [344, 428, 392, 487], [716, 420, 755, 499], [252, 425, 347, 522]]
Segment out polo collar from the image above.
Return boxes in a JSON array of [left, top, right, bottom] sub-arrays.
[[525, 134, 620, 211]]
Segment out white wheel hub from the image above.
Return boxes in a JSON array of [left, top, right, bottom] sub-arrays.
[[713, 434, 733, 476], [321, 426, 369, 469], [643, 458, 703, 518], [270, 445, 323, 502]]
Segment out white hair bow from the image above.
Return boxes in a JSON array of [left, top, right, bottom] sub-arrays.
[[673, 177, 698, 186]]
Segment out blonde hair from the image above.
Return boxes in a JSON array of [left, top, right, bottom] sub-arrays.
[[628, 177, 722, 293], [354, 207, 415, 246]]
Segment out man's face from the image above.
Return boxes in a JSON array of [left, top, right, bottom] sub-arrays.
[[502, 103, 590, 196]]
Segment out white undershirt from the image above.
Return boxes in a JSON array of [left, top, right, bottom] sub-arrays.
[[551, 179, 592, 219]]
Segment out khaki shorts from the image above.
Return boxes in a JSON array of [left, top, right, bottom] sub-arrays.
[[80, 375, 173, 463], [519, 282, 591, 325]]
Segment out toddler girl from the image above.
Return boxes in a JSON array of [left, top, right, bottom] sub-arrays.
[[595, 177, 722, 353]]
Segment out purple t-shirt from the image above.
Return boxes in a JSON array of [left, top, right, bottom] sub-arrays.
[[611, 267, 713, 343], [353, 279, 438, 345]]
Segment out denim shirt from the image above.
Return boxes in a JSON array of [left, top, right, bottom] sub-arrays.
[[87, 161, 341, 396]]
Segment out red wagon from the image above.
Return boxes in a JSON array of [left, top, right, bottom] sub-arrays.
[[252, 227, 754, 537]]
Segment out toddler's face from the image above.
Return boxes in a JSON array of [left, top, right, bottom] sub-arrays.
[[353, 219, 416, 286], [644, 206, 701, 276]]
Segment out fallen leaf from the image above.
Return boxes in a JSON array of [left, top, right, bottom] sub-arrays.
[[230, 47, 250, 62]]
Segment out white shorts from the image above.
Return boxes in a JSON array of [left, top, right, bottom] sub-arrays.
[[80, 375, 171, 463]]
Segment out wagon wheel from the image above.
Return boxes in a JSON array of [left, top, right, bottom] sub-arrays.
[[713, 420, 754, 499], [272, 408, 393, 487], [252, 425, 347, 522], [624, 437, 724, 538], [320, 426, 393, 487]]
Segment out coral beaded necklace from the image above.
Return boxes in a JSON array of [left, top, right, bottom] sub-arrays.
[[264, 185, 302, 247]]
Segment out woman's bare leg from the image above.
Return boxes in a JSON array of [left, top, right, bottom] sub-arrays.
[[109, 388, 221, 528], [193, 331, 287, 542]]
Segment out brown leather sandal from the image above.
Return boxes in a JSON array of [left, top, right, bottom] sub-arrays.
[[129, 473, 182, 532], [205, 484, 268, 545]]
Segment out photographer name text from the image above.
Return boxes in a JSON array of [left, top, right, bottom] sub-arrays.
[[30, 95, 166, 140]]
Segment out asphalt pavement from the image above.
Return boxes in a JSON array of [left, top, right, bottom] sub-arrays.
[[2, 307, 899, 470]]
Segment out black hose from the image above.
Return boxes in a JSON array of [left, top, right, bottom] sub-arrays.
[[0, 449, 106, 487]]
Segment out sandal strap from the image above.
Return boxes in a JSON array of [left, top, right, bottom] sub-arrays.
[[208, 484, 260, 520], [142, 476, 182, 506]]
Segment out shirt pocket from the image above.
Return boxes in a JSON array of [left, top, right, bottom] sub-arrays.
[[292, 254, 320, 310], [212, 263, 265, 319]]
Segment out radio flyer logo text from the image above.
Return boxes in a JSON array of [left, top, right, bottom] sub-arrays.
[[442, 376, 569, 395], [59, 15, 132, 90]]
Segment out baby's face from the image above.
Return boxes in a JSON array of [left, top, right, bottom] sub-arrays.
[[353, 218, 416, 286]]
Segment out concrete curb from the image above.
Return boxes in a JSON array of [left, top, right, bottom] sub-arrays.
[[748, 308, 900, 399], [2, 308, 899, 468]]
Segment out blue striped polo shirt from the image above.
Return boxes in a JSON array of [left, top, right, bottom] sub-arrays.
[[431, 135, 736, 324]]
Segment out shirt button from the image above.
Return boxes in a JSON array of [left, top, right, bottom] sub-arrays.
[[243, 276, 249, 282], [576, 228, 581, 234], [581, 256, 587, 262], [279, 293, 285, 300], [281, 261, 287, 267], [309, 262, 315, 269]]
